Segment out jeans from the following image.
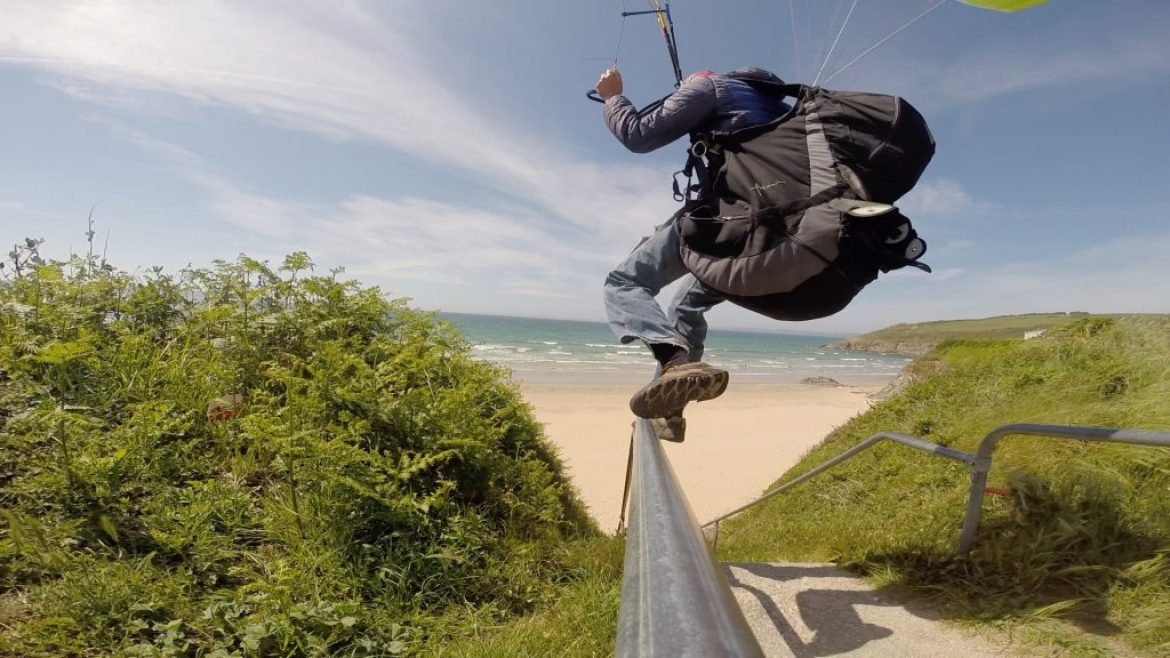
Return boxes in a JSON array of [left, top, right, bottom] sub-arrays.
[[603, 215, 725, 360]]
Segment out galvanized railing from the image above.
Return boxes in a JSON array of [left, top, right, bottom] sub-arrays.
[[703, 423, 1170, 556], [615, 418, 764, 657], [958, 424, 1170, 554]]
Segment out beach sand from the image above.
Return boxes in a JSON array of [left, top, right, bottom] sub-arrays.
[[518, 379, 881, 534]]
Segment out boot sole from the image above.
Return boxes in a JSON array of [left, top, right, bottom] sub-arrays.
[[630, 369, 729, 418]]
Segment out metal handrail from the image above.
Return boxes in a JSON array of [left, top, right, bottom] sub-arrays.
[[957, 423, 1170, 554], [702, 423, 1170, 557], [615, 418, 764, 657], [704, 432, 976, 548]]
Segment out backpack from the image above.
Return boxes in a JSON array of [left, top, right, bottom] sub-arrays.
[[677, 76, 935, 321]]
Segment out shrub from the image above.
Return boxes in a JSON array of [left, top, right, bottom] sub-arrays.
[[0, 249, 596, 656]]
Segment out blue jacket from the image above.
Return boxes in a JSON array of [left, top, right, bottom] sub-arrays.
[[603, 67, 790, 154]]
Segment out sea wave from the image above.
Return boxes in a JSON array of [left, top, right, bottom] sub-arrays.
[[448, 314, 907, 383]]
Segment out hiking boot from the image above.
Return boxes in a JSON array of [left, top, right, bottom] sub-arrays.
[[650, 414, 686, 443], [629, 361, 729, 419]]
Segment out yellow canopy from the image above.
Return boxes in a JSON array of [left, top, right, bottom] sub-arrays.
[[959, 0, 1049, 12]]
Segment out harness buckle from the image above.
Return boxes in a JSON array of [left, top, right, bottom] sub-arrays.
[[687, 137, 716, 158]]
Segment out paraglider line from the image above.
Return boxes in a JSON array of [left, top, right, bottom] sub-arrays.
[[613, 10, 627, 69], [822, 0, 947, 85], [787, 0, 802, 81], [813, 0, 860, 86], [815, 0, 848, 82]]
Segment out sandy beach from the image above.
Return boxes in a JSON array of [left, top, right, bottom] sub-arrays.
[[518, 379, 882, 533]]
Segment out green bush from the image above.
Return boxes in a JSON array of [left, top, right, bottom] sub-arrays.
[[0, 248, 596, 656]]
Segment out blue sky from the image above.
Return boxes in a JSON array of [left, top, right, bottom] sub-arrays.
[[2, 1, 1168, 335]]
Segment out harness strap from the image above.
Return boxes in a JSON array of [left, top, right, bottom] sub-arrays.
[[673, 135, 723, 202], [682, 182, 849, 224], [754, 183, 849, 225]]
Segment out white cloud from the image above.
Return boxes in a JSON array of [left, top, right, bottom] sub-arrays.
[[0, 0, 677, 246], [898, 179, 989, 219], [0, 0, 690, 313], [930, 32, 1170, 105], [1, 199, 80, 221], [102, 129, 613, 305]]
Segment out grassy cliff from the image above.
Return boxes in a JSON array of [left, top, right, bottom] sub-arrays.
[[720, 316, 1170, 655], [0, 249, 612, 657], [828, 312, 1100, 356]]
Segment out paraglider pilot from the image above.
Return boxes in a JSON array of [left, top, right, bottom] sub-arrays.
[[596, 66, 790, 442]]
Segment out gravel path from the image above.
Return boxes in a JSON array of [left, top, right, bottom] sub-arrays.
[[724, 562, 1011, 657]]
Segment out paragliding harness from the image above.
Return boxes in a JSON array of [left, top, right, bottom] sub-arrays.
[[674, 74, 936, 321]]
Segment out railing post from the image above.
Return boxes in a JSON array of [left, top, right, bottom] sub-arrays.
[[957, 456, 992, 557], [615, 419, 764, 658], [956, 424, 1170, 556]]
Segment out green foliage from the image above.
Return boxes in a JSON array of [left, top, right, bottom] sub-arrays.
[[0, 250, 597, 656], [718, 316, 1170, 655], [428, 537, 623, 658]]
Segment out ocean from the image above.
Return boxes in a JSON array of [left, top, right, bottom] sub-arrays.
[[439, 312, 909, 385]]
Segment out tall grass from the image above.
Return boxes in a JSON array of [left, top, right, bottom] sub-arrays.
[[718, 316, 1170, 655], [0, 248, 603, 656]]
